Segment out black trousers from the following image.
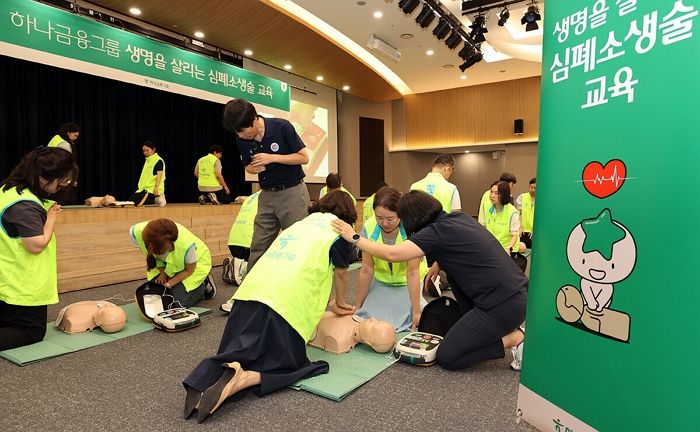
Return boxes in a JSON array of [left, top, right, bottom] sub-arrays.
[[200, 189, 232, 204], [436, 284, 527, 370], [130, 190, 156, 206], [148, 277, 205, 309], [228, 245, 251, 261], [0, 301, 48, 350]]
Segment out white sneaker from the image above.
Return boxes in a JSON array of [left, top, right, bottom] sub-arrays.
[[154, 195, 166, 207], [219, 301, 233, 314], [207, 192, 221, 205], [510, 327, 525, 371], [233, 258, 246, 286]]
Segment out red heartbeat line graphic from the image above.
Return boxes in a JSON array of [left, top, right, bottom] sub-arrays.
[[581, 160, 630, 199]]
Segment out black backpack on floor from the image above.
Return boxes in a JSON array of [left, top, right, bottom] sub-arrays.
[[418, 296, 462, 337]]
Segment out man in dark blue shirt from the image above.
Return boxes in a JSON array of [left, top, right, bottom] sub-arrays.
[[222, 98, 310, 270]]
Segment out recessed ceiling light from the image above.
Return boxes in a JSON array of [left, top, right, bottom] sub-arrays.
[[316, 76, 324, 81], [373, 11, 383, 18], [400, 33, 414, 39], [460, 75, 467, 80], [356, 1, 366, 5], [244, 49, 253, 56], [464, 150, 470, 153], [129, 7, 141, 15], [443, 64, 454, 68], [426, 50, 434, 56], [342, 85, 350, 91], [500, 70, 506, 73], [283, 64, 292, 70], [194, 31, 204, 38]]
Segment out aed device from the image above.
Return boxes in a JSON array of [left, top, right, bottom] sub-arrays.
[[393, 332, 443, 366], [152, 308, 200, 332]]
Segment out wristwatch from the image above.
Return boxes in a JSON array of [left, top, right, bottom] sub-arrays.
[[350, 233, 361, 246]]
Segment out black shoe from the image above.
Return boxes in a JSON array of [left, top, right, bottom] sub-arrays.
[[198, 195, 207, 205], [222, 257, 234, 285], [204, 274, 217, 299]]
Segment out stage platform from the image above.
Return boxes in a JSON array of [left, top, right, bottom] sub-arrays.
[[55, 204, 240, 293]]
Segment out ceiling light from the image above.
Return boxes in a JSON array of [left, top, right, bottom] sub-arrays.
[[426, 49, 434, 56], [415, 4, 435, 28], [432, 18, 451, 40], [459, 51, 483, 72], [460, 75, 467, 80], [521, 1, 542, 32], [443, 64, 454, 68], [194, 31, 204, 38], [444, 30, 462, 49], [316, 75, 324, 81], [458, 43, 473, 60], [464, 150, 470, 153], [128, 7, 141, 15], [283, 64, 292, 70], [469, 14, 488, 43], [244, 49, 253, 56], [373, 11, 383, 19], [400, 33, 414, 39], [398, 0, 420, 14], [497, 7, 510, 26], [342, 85, 350, 91]]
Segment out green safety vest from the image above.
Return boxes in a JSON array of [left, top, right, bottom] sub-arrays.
[[47, 134, 68, 149], [319, 186, 357, 204], [131, 221, 211, 291], [228, 191, 260, 248], [233, 212, 340, 342], [485, 203, 520, 252], [362, 193, 375, 223], [0, 187, 58, 306], [197, 153, 220, 188], [364, 217, 429, 286], [410, 172, 456, 212], [478, 190, 491, 222], [136, 153, 165, 194], [520, 193, 535, 233]]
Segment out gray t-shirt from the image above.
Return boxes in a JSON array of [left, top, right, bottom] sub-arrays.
[[1, 201, 46, 238]]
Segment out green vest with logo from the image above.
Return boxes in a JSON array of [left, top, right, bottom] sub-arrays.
[[228, 191, 260, 248], [233, 212, 340, 341], [484, 203, 520, 252], [47, 134, 66, 148], [520, 193, 535, 233], [131, 221, 211, 291], [410, 172, 455, 212], [362, 193, 376, 223], [363, 217, 429, 286], [0, 187, 58, 306], [320, 186, 357, 205], [197, 153, 220, 188], [136, 153, 165, 194], [478, 190, 491, 223]]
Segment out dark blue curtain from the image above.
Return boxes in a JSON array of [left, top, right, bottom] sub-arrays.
[[0, 55, 250, 203]]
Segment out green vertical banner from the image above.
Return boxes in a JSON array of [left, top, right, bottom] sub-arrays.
[[518, 1, 699, 431], [0, 0, 290, 111]]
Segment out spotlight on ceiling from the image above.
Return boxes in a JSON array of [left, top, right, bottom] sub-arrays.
[[444, 29, 462, 49], [415, 4, 435, 28], [521, 1, 542, 31], [458, 51, 483, 72], [469, 14, 488, 43], [432, 18, 451, 40], [497, 7, 510, 26], [398, 0, 420, 14], [457, 43, 473, 60]]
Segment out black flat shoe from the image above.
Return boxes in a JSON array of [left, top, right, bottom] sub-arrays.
[[196, 362, 242, 424], [183, 386, 202, 420]]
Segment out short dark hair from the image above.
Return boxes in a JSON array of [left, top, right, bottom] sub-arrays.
[[529, 177, 536, 185], [500, 172, 517, 183], [495, 181, 512, 206], [57, 123, 80, 143], [1, 147, 78, 201], [309, 190, 357, 225], [374, 180, 388, 192], [397, 190, 443, 236], [142, 140, 156, 151], [325, 173, 342, 190], [490, 180, 500, 188], [142, 219, 179, 270], [373, 186, 400, 212], [433, 154, 455, 168], [209, 144, 224, 154], [222, 98, 257, 133]]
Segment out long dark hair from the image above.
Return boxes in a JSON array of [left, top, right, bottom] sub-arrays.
[[309, 190, 357, 225], [142, 219, 179, 270], [495, 181, 512, 206], [397, 190, 443, 236], [57, 122, 80, 144], [1, 147, 78, 201]]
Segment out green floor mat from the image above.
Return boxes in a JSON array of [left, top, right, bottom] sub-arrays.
[[0, 303, 211, 366], [291, 332, 407, 401]]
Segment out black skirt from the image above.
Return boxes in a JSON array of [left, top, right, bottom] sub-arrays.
[[183, 300, 328, 395]]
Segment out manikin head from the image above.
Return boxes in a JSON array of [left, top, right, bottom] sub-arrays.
[[55, 301, 127, 334], [353, 318, 395, 353], [93, 305, 127, 333]]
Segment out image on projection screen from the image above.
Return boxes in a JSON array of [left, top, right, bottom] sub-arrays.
[[290, 100, 329, 179]]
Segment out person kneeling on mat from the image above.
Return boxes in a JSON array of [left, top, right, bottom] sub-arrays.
[[130, 219, 216, 309], [333, 190, 527, 372], [183, 190, 357, 423]]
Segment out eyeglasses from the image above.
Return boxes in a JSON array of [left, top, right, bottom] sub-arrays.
[[58, 178, 73, 187]]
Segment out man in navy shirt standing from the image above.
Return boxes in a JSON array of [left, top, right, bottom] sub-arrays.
[[222, 98, 310, 270]]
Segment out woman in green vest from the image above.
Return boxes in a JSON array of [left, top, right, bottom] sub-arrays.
[[130, 218, 216, 309], [0, 147, 78, 350], [130, 141, 166, 207], [483, 181, 527, 272], [183, 190, 357, 423], [47, 122, 80, 205], [355, 186, 426, 332]]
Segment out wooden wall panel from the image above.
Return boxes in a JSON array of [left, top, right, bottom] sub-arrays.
[[404, 77, 541, 149]]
